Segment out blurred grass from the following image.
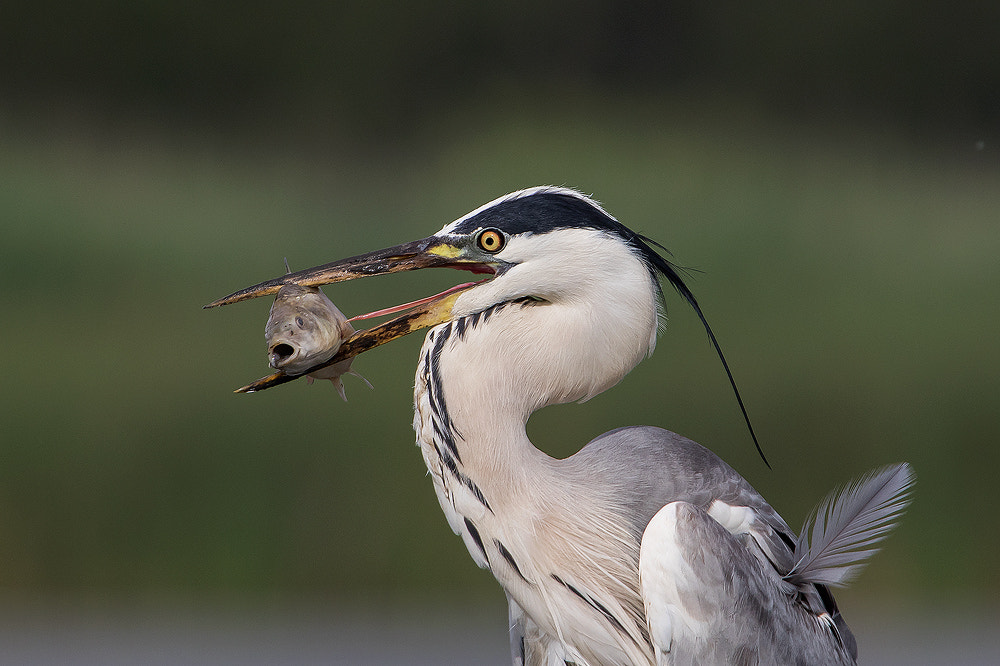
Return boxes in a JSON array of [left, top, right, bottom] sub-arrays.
[[1, 100, 997, 611]]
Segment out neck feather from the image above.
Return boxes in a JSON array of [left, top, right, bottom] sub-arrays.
[[425, 265, 658, 479]]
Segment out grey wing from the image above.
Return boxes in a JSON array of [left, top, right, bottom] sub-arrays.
[[573, 426, 798, 572], [638, 500, 855, 665], [571, 427, 857, 665]]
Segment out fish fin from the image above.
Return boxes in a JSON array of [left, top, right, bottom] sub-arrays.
[[330, 377, 348, 401], [283, 257, 292, 274], [305, 376, 315, 386], [347, 369, 374, 391]]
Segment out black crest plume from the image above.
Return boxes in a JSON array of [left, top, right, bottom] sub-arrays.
[[635, 233, 770, 468]]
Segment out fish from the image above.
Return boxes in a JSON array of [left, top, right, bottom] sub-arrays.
[[264, 262, 372, 401]]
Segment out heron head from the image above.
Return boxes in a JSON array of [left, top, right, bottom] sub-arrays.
[[206, 187, 687, 333]]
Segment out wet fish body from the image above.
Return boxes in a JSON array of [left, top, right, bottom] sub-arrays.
[[264, 281, 371, 400]]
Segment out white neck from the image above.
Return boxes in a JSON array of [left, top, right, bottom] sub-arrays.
[[439, 231, 657, 466], [410, 231, 661, 664]]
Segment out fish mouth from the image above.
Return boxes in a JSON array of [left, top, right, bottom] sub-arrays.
[[267, 340, 317, 370], [269, 342, 296, 367], [267, 337, 340, 376], [206, 236, 498, 392]]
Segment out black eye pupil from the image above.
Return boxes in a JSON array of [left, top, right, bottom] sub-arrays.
[[479, 230, 503, 252]]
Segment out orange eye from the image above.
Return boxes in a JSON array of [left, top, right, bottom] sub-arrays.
[[476, 228, 505, 253]]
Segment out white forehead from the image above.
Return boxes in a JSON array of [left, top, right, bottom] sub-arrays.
[[435, 186, 612, 235]]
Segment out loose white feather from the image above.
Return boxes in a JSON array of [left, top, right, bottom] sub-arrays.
[[786, 463, 915, 588]]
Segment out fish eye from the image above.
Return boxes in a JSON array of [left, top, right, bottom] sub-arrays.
[[476, 228, 505, 253]]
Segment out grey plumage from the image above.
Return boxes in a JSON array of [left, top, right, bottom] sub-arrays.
[[787, 463, 915, 589], [567, 427, 891, 665], [567, 426, 793, 557]]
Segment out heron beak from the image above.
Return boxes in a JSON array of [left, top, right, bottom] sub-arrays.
[[204, 237, 491, 308], [205, 236, 495, 392]]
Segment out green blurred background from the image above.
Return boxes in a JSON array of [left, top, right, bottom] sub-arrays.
[[2, 1, 999, 659]]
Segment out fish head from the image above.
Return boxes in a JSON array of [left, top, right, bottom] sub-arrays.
[[265, 283, 355, 375]]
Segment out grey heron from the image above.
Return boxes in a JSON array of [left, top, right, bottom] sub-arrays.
[[208, 187, 914, 665]]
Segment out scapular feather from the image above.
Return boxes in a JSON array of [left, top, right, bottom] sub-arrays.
[[786, 463, 915, 588]]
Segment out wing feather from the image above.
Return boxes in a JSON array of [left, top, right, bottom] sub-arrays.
[[786, 463, 915, 588]]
